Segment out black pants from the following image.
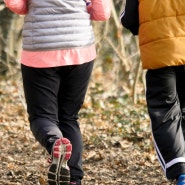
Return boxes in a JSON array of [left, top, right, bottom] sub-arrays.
[[21, 61, 94, 179], [146, 66, 185, 180]]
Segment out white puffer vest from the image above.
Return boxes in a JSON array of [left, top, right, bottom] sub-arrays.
[[22, 0, 95, 51]]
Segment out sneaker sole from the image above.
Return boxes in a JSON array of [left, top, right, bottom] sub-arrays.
[[48, 138, 72, 185]]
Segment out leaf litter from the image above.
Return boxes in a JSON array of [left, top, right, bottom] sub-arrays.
[[0, 78, 175, 185]]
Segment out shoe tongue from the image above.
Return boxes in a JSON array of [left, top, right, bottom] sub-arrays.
[[47, 156, 52, 164]]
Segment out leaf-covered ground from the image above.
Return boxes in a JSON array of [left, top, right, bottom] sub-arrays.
[[0, 76, 175, 185]]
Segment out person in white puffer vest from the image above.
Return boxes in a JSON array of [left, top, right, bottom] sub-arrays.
[[4, 0, 111, 184]]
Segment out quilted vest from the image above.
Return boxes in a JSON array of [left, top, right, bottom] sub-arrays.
[[22, 0, 95, 51], [139, 0, 185, 69]]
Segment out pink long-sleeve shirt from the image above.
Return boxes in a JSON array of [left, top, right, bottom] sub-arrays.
[[4, 0, 111, 68]]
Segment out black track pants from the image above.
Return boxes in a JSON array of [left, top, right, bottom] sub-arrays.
[[21, 61, 94, 179], [146, 66, 185, 180]]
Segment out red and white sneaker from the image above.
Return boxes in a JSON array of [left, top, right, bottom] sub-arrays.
[[48, 138, 72, 185]]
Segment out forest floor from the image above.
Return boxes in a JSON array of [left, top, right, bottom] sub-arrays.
[[0, 74, 175, 185]]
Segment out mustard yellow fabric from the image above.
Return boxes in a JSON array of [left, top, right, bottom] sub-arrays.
[[139, 0, 185, 69]]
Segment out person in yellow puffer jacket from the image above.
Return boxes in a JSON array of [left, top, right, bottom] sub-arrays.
[[121, 0, 185, 184], [140, 1, 185, 184]]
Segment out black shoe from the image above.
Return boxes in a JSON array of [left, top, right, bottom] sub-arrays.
[[48, 138, 72, 185]]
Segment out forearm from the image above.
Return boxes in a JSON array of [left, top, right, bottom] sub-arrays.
[[87, 0, 111, 21], [4, 0, 28, 15]]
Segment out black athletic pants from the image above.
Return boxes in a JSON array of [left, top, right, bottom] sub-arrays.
[[21, 61, 94, 179], [146, 66, 185, 180]]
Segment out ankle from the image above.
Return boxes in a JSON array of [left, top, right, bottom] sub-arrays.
[[70, 176, 82, 185]]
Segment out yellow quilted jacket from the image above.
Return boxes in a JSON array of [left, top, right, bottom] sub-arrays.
[[139, 0, 185, 69]]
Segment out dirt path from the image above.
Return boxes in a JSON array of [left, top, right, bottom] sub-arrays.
[[0, 80, 174, 185]]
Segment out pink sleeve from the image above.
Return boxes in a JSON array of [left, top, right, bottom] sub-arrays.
[[4, 0, 28, 15], [87, 0, 111, 21]]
